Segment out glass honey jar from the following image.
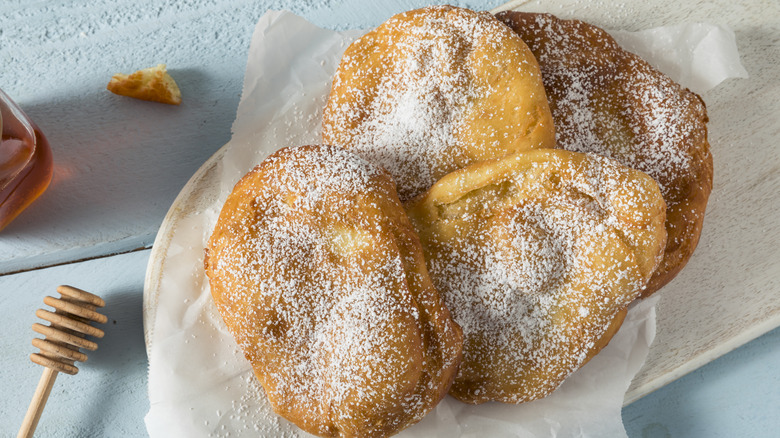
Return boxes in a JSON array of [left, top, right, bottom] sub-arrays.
[[0, 89, 53, 231]]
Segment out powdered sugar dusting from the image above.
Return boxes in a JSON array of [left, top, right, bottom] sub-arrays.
[[497, 11, 712, 294], [502, 12, 707, 197], [409, 151, 664, 403], [351, 57, 474, 200], [206, 144, 460, 436], [211, 374, 298, 438], [324, 6, 554, 201]]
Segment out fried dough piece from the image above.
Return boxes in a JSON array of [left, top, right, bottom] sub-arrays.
[[497, 12, 712, 296], [205, 145, 462, 437], [323, 5, 556, 201], [405, 149, 666, 404], [107, 63, 182, 105]]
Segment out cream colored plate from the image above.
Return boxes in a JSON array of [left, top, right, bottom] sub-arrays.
[[144, 0, 780, 407]]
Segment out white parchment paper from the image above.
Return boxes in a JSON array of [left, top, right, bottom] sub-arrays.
[[610, 22, 748, 94], [144, 10, 746, 438]]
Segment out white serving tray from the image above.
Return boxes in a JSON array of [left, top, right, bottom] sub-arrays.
[[144, 0, 780, 410]]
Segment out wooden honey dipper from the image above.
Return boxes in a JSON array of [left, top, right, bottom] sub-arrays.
[[17, 285, 107, 438]]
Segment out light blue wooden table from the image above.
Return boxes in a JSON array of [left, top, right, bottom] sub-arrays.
[[1, 1, 778, 437]]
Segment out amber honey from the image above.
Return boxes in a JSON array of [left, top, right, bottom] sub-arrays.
[[0, 89, 53, 231]]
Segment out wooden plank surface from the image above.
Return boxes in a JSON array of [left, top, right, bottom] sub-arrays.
[[2, 0, 779, 436], [1, 250, 150, 436], [2, 0, 471, 274]]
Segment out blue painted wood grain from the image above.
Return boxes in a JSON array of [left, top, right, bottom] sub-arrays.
[[2, 1, 778, 436]]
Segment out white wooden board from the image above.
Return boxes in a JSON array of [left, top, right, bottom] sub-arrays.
[[142, 0, 780, 413]]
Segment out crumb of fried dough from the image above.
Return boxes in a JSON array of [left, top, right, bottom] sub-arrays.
[[107, 64, 181, 105]]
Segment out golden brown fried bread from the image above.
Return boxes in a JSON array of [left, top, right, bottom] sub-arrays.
[[323, 5, 556, 201], [405, 149, 667, 404], [205, 145, 462, 437], [107, 63, 182, 105], [497, 12, 712, 296]]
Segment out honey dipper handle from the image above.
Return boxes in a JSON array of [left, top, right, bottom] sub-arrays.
[[17, 367, 58, 438]]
